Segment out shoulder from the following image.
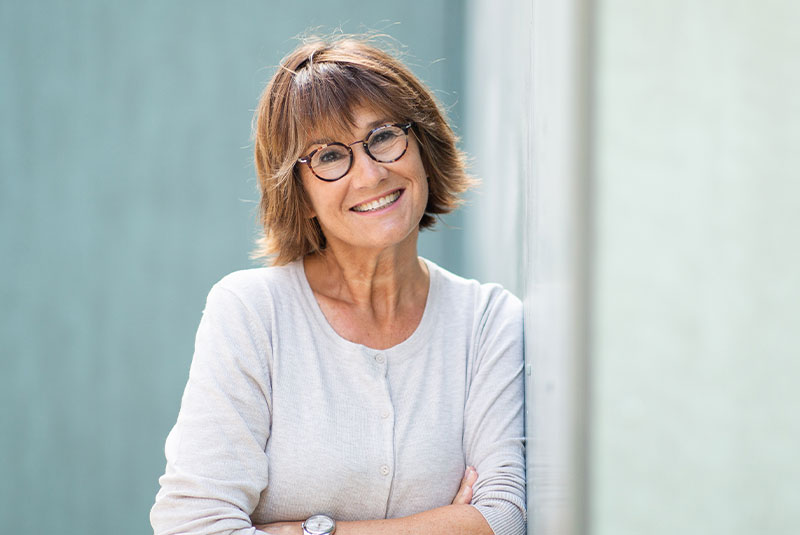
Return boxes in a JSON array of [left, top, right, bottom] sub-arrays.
[[196, 262, 306, 335], [208, 261, 302, 308], [424, 258, 522, 327], [195, 262, 306, 352], [424, 260, 523, 378]]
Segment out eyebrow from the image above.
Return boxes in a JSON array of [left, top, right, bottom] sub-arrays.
[[306, 117, 395, 147]]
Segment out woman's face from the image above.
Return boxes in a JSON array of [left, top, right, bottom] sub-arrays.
[[298, 107, 429, 256]]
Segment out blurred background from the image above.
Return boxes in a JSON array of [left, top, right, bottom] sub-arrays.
[[1, 1, 799, 535]]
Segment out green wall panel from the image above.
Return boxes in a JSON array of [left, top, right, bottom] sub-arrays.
[[0, 2, 465, 533]]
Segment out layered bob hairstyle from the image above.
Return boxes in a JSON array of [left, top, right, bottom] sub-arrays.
[[252, 35, 473, 265]]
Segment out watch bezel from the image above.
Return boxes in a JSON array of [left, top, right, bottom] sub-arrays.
[[302, 513, 336, 535]]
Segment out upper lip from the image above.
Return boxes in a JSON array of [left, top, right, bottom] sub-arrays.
[[349, 188, 404, 210]]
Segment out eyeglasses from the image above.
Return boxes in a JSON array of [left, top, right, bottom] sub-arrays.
[[297, 122, 414, 182]]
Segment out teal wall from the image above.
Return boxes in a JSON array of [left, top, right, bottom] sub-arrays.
[[0, 2, 466, 533]]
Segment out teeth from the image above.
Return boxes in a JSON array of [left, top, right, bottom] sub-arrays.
[[352, 190, 401, 212]]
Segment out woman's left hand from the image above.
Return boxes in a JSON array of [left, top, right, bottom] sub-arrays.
[[254, 520, 303, 535], [451, 465, 479, 505]]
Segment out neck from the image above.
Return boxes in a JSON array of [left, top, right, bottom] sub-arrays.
[[303, 234, 428, 316]]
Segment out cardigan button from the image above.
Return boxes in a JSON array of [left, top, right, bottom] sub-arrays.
[[380, 465, 390, 476]]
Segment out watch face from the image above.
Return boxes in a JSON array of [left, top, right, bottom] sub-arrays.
[[304, 514, 335, 534]]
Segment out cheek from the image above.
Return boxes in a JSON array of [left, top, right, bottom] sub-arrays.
[[301, 174, 350, 222], [298, 171, 323, 219], [413, 157, 429, 199], [410, 147, 429, 194], [305, 199, 317, 219]]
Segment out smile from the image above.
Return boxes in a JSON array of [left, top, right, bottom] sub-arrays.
[[350, 189, 403, 213]]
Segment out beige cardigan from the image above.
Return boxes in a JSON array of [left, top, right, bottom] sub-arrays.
[[151, 259, 525, 535]]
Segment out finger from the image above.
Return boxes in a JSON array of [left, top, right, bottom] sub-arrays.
[[452, 466, 478, 505], [453, 484, 473, 505], [452, 482, 472, 505], [451, 467, 471, 505], [464, 465, 478, 487]]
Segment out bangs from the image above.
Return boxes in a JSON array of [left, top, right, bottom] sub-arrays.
[[287, 61, 412, 149]]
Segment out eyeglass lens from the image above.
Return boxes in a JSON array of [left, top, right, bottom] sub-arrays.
[[309, 124, 408, 181]]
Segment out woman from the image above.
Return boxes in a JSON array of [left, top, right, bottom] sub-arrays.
[[151, 35, 525, 535]]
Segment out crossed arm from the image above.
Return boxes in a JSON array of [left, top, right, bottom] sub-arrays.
[[151, 284, 525, 535], [255, 468, 492, 535]]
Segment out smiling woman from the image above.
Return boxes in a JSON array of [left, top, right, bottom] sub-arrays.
[[251, 37, 472, 266], [150, 35, 526, 535], [298, 109, 429, 261]]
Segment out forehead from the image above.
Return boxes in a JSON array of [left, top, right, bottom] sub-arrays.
[[302, 105, 397, 147]]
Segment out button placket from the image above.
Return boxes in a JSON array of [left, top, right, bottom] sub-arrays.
[[369, 351, 394, 484]]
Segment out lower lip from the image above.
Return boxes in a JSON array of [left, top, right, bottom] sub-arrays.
[[351, 189, 404, 216]]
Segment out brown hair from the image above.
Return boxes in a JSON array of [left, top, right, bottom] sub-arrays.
[[252, 34, 474, 265]]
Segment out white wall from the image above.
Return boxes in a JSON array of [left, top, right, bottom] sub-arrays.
[[462, 0, 527, 296], [464, 1, 800, 534], [590, 2, 800, 534], [466, 1, 591, 533]]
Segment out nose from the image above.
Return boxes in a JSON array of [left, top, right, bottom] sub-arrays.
[[348, 143, 388, 189]]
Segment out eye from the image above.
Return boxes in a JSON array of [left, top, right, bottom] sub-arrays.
[[317, 147, 347, 164], [369, 129, 401, 147]]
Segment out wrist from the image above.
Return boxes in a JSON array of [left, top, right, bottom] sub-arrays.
[[302, 514, 336, 535]]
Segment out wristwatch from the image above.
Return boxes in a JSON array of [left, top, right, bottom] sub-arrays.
[[302, 514, 336, 535]]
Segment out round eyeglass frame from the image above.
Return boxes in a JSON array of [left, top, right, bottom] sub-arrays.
[[297, 122, 415, 182]]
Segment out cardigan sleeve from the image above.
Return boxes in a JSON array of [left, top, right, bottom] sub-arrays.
[[150, 284, 272, 535], [463, 287, 527, 535]]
